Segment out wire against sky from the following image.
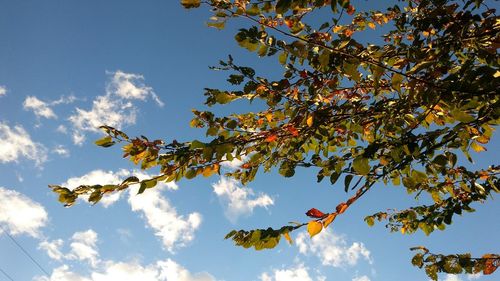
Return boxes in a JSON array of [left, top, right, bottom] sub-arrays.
[[0, 226, 49, 277]]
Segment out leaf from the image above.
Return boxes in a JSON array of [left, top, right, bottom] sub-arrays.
[[471, 142, 486, 152], [391, 73, 403, 92], [330, 0, 338, 13], [95, 136, 115, 147], [353, 157, 370, 175], [180, 0, 200, 9], [344, 174, 353, 192], [307, 220, 323, 237], [283, 232, 293, 244], [483, 254, 498, 275], [306, 115, 314, 127], [323, 213, 336, 228], [364, 216, 374, 226], [306, 208, 325, 218], [265, 134, 278, 142], [451, 109, 475, 123], [275, 0, 291, 14]]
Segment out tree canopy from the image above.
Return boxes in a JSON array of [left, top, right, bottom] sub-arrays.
[[49, 0, 499, 279]]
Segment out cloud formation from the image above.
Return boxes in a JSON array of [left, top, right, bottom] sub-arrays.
[[128, 183, 201, 252], [0, 187, 48, 237], [38, 229, 216, 281], [23, 96, 57, 119], [52, 144, 70, 157], [352, 276, 371, 281], [296, 229, 372, 268], [61, 169, 199, 252], [0, 85, 7, 96], [212, 177, 273, 223], [68, 71, 163, 145], [67, 229, 100, 267], [260, 264, 324, 281], [0, 122, 48, 166]]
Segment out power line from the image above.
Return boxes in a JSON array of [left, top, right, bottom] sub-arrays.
[[0, 226, 50, 277], [0, 266, 14, 281]]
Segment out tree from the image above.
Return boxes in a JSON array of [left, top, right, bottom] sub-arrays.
[[49, 0, 499, 279]]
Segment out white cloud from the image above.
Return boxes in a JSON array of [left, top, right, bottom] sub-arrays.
[[260, 264, 324, 281], [23, 96, 58, 119], [0, 85, 6, 96], [352, 276, 371, 281], [61, 169, 197, 252], [68, 71, 163, 145], [52, 144, 70, 157], [39, 239, 64, 261], [67, 230, 100, 267], [296, 229, 372, 268], [212, 177, 273, 223], [128, 183, 201, 252], [38, 259, 216, 281], [0, 122, 48, 166], [467, 273, 481, 280], [0, 187, 48, 238]]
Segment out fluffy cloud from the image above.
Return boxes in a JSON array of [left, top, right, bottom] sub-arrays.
[[0, 187, 48, 237], [0, 122, 48, 166], [67, 230, 100, 267], [68, 71, 163, 145], [0, 85, 6, 96], [212, 177, 273, 223], [23, 95, 76, 121], [260, 264, 324, 281], [39, 239, 64, 261], [296, 229, 372, 268], [52, 144, 70, 157], [128, 183, 201, 252], [352, 276, 371, 281], [23, 96, 57, 119], [61, 169, 198, 252], [467, 273, 481, 280], [38, 259, 216, 281]]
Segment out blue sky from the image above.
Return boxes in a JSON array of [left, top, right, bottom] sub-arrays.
[[0, 1, 498, 281]]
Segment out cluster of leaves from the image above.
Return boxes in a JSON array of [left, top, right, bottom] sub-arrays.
[[51, 0, 499, 277], [410, 247, 499, 280]]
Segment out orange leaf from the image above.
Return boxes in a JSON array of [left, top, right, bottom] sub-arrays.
[[471, 142, 486, 152], [323, 213, 336, 228], [306, 208, 325, 218], [344, 29, 354, 37], [368, 22, 376, 29], [307, 220, 323, 238], [336, 203, 348, 214], [265, 134, 278, 142], [283, 232, 293, 244], [287, 126, 299, 137], [483, 254, 498, 275], [346, 5, 355, 15], [306, 115, 314, 127]]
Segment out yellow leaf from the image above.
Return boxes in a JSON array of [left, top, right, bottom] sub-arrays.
[[202, 165, 215, 177], [494, 71, 500, 78], [368, 22, 376, 29], [307, 220, 323, 238], [475, 135, 490, 144], [323, 213, 336, 228], [471, 142, 486, 152], [401, 226, 406, 234], [306, 115, 314, 127], [265, 113, 273, 122], [283, 232, 293, 244]]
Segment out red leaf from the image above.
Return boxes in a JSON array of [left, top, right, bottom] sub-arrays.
[[346, 5, 355, 15], [265, 134, 278, 142], [287, 126, 299, 137], [306, 208, 325, 218]]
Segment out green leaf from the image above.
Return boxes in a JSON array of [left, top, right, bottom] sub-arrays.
[[353, 157, 370, 175], [391, 73, 403, 92], [275, 0, 291, 14], [330, 0, 338, 13], [95, 136, 115, 147], [330, 171, 341, 185], [451, 109, 475, 123], [344, 174, 354, 192]]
